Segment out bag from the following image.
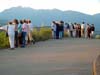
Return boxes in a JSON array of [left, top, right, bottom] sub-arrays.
[[6, 25, 9, 37], [6, 32, 8, 37]]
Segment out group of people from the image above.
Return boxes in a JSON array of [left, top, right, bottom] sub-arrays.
[[0, 19, 34, 50], [51, 21, 95, 39], [0, 20, 95, 49], [51, 21, 64, 39]]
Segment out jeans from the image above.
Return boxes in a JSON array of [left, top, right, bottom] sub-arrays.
[[56, 30, 59, 39], [52, 31, 56, 39], [59, 31, 63, 39], [15, 31, 18, 47], [22, 32, 27, 47]]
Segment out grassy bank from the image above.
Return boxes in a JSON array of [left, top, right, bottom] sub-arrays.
[[0, 27, 52, 48], [0, 31, 9, 48]]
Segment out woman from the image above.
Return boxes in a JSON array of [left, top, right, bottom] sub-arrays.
[[7, 22, 15, 49], [28, 20, 35, 44], [21, 19, 29, 47]]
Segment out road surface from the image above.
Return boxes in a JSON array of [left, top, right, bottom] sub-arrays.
[[0, 38, 100, 75]]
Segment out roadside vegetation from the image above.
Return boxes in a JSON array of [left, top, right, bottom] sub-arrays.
[[0, 27, 99, 49], [0, 27, 52, 48]]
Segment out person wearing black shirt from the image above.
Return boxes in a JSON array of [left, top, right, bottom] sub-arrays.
[[91, 24, 95, 38]]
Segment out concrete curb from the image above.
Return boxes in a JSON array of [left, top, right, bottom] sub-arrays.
[[93, 60, 97, 75], [93, 55, 100, 75]]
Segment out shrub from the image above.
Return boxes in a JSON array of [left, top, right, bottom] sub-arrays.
[[39, 27, 52, 41], [64, 31, 68, 37], [95, 35, 100, 39], [32, 28, 40, 42], [32, 27, 52, 42], [0, 31, 9, 48]]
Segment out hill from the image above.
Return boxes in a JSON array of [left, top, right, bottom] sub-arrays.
[[0, 6, 100, 30]]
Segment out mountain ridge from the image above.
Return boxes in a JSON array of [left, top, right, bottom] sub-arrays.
[[0, 6, 100, 30]]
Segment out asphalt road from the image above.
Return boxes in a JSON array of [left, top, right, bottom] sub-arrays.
[[0, 38, 100, 75]]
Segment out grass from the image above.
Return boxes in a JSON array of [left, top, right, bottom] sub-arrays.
[[32, 27, 52, 42], [0, 27, 52, 48], [95, 35, 100, 39]]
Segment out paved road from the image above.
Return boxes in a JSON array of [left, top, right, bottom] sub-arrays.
[[0, 38, 100, 75]]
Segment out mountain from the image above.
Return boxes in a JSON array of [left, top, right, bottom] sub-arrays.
[[0, 6, 100, 30]]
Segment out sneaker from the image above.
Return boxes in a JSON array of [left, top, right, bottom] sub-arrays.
[[10, 48, 15, 50]]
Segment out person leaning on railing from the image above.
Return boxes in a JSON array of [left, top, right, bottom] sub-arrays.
[[7, 22, 15, 50]]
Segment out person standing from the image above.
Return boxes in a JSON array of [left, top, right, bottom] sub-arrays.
[[18, 20, 23, 47], [28, 20, 35, 44], [25, 20, 30, 45], [13, 19, 19, 48], [81, 22, 85, 37], [21, 19, 29, 47], [7, 22, 15, 50], [87, 24, 91, 38], [73, 23, 77, 38], [85, 24, 88, 38], [90, 24, 95, 38], [65, 23, 70, 37], [69, 23, 74, 37], [54, 21, 60, 39], [78, 24, 81, 38], [59, 21, 64, 39], [51, 21, 56, 39]]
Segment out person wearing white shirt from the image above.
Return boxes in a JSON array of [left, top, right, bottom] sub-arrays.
[[29, 20, 34, 31], [7, 22, 15, 49], [51, 21, 56, 39], [81, 22, 85, 37], [69, 23, 74, 37], [27, 20, 35, 44]]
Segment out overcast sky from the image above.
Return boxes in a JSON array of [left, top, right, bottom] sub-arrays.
[[0, 0, 100, 15]]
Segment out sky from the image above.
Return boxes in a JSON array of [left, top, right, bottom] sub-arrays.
[[0, 0, 100, 15]]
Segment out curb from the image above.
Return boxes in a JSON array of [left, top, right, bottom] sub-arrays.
[[93, 55, 100, 75], [93, 60, 97, 75]]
